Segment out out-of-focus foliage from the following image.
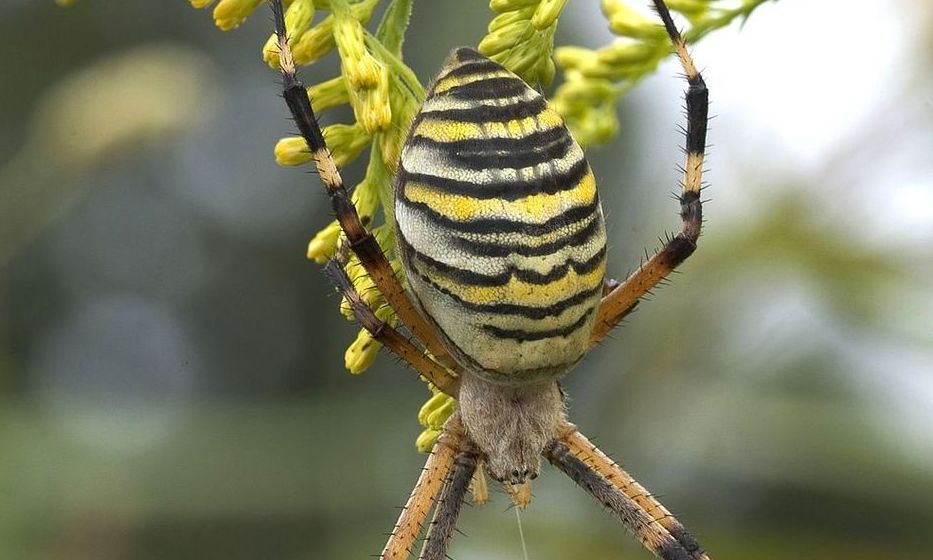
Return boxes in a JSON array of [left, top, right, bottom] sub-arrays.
[[0, 46, 216, 267], [5, 1, 933, 559]]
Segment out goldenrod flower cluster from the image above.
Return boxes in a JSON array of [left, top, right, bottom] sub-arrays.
[[416, 387, 456, 452], [552, 0, 771, 145], [478, 0, 568, 86], [77, 0, 771, 451]]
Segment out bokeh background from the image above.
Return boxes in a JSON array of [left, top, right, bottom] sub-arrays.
[[2, 1, 932, 559]]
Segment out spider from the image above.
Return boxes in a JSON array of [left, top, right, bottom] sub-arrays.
[[271, 1, 708, 558]]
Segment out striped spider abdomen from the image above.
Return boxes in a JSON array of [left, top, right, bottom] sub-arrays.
[[395, 47, 607, 383]]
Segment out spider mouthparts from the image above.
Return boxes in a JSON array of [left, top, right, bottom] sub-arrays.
[[504, 481, 533, 508]]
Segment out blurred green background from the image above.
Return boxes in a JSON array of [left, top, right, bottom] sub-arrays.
[[2, 1, 932, 559]]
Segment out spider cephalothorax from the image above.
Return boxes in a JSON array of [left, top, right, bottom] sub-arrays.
[[272, 0, 708, 558]]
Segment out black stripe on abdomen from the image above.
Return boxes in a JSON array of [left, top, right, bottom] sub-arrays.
[[408, 126, 574, 170], [450, 214, 603, 257], [410, 245, 607, 287], [397, 193, 599, 235], [419, 95, 547, 123], [411, 270, 603, 320], [482, 309, 595, 341], [398, 157, 589, 200]]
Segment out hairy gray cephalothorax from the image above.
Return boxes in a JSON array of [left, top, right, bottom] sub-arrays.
[[457, 372, 566, 485]]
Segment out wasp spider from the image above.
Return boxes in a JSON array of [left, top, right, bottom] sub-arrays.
[[273, 0, 708, 558]]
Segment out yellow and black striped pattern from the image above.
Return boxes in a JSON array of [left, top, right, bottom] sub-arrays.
[[395, 48, 607, 383]]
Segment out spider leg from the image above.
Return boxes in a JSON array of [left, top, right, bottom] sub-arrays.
[[590, 0, 707, 345], [270, 0, 457, 372], [323, 260, 458, 395], [545, 425, 708, 560], [381, 417, 469, 560], [418, 446, 478, 560]]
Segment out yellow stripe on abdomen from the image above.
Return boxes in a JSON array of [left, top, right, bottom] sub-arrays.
[[403, 170, 596, 223], [413, 108, 563, 143], [417, 257, 605, 310]]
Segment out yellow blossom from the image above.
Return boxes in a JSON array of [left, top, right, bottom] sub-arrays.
[[261, 0, 316, 65], [212, 0, 264, 32], [602, 0, 667, 40], [478, 1, 563, 86], [340, 254, 378, 319], [273, 123, 371, 168], [531, 0, 568, 29], [273, 136, 313, 166], [415, 429, 442, 453], [344, 304, 394, 374], [322, 122, 372, 167], [287, 0, 380, 67], [490, 0, 539, 9], [325, 0, 392, 132], [307, 77, 351, 114], [416, 390, 455, 451], [350, 64, 392, 133], [306, 220, 341, 264]]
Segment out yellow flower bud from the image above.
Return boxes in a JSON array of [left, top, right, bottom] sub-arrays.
[[322, 122, 371, 167], [275, 125, 370, 169], [344, 326, 381, 374], [418, 392, 450, 427], [56, 0, 80, 6], [490, 0, 539, 12], [554, 46, 598, 71], [479, 14, 534, 57], [425, 396, 455, 430], [581, 108, 619, 145], [602, 0, 667, 40], [532, 0, 568, 30], [487, 6, 537, 34], [307, 77, 351, 113], [374, 296, 396, 326], [274, 136, 313, 166], [415, 428, 442, 453], [339, 256, 366, 318], [212, 0, 263, 32], [347, 255, 379, 310], [262, 0, 316, 67], [600, 40, 659, 68], [479, 3, 559, 86], [351, 175, 381, 226], [332, 2, 383, 92], [343, 303, 395, 374], [415, 390, 455, 451], [292, 17, 337, 65], [306, 220, 341, 263], [290, 0, 377, 65], [352, 64, 392, 133], [332, 6, 366, 71], [339, 296, 353, 320]]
